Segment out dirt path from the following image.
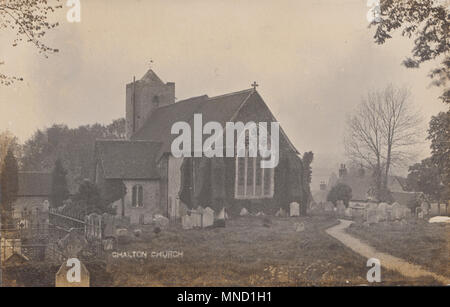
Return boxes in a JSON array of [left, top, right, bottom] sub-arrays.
[[326, 219, 450, 285]]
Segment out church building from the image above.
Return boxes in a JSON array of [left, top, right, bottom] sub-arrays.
[[94, 70, 310, 224]]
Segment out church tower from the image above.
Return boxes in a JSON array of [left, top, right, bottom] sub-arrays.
[[126, 69, 175, 139]]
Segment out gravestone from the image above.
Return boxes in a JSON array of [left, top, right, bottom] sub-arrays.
[[420, 202, 430, 215], [240, 208, 249, 216], [294, 222, 305, 232], [344, 207, 352, 218], [392, 202, 403, 220], [324, 202, 334, 212], [403, 207, 412, 219], [416, 207, 423, 219], [336, 203, 346, 218], [153, 214, 169, 227], [217, 207, 228, 220], [190, 207, 203, 228], [256, 211, 265, 216], [386, 204, 394, 221], [181, 215, 193, 230], [439, 203, 447, 216], [202, 207, 214, 228], [275, 208, 286, 217], [289, 202, 300, 217], [430, 203, 439, 216], [366, 208, 378, 224], [377, 203, 388, 221], [55, 258, 90, 287]]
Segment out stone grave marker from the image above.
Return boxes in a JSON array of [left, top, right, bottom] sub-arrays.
[[181, 215, 193, 230], [430, 203, 439, 216], [439, 203, 447, 216], [202, 207, 214, 228], [391, 202, 403, 220], [240, 208, 249, 216], [290, 202, 300, 217], [336, 203, 346, 217], [366, 208, 378, 224]]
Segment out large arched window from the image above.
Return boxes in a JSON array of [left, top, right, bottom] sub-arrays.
[[235, 128, 274, 199], [132, 185, 144, 207]]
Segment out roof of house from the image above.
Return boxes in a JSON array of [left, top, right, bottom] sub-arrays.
[[391, 191, 422, 207], [95, 140, 162, 180], [17, 172, 52, 197]]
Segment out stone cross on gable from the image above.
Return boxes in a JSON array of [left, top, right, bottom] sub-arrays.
[[251, 81, 259, 90]]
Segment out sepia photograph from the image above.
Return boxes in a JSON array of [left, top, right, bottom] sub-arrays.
[[0, 0, 449, 293]]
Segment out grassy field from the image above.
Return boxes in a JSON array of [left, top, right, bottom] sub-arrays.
[[347, 219, 449, 278], [105, 215, 437, 286]]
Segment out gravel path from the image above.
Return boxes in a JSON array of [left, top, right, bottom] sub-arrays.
[[326, 219, 450, 285]]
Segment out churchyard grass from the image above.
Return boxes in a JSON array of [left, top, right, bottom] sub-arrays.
[[346, 219, 449, 278], [106, 215, 437, 286]]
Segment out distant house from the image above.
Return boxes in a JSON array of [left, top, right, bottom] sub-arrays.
[[94, 69, 309, 224], [327, 164, 423, 208], [12, 172, 51, 230]]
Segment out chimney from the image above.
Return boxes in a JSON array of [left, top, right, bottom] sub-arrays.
[[320, 181, 327, 191], [339, 164, 347, 178]]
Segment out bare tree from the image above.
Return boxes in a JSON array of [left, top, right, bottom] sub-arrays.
[[344, 85, 422, 201]]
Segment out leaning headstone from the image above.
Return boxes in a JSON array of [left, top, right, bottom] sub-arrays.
[[256, 211, 265, 217], [430, 203, 439, 216], [181, 215, 193, 230], [439, 203, 447, 216], [290, 202, 300, 217], [240, 208, 249, 216], [202, 207, 214, 228], [56, 258, 90, 287], [392, 202, 403, 220], [275, 208, 286, 217]]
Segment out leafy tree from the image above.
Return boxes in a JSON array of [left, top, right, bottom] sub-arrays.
[[72, 179, 113, 215], [427, 111, 450, 201], [301, 151, 314, 214], [1, 149, 19, 227], [21, 119, 126, 190], [406, 157, 443, 201], [0, 0, 63, 85], [327, 183, 352, 207], [372, 1, 449, 103], [50, 158, 69, 208]]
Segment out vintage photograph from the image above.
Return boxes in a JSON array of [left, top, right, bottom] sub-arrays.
[[0, 0, 449, 289]]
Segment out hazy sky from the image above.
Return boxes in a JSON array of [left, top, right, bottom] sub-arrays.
[[0, 0, 447, 188]]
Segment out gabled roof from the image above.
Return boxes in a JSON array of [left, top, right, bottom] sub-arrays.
[[95, 140, 162, 180], [131, 89, 255, 156], [140, 69, 165, 85], [17, 172, 52, 197]]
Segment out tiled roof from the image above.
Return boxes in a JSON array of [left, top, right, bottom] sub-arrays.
[[96, 140, 162, 180], [131, 89, 254, 155], [17, 172, 52, 196]]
